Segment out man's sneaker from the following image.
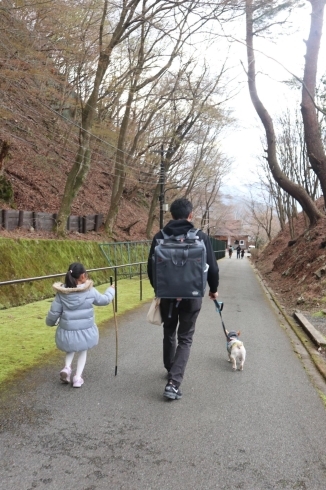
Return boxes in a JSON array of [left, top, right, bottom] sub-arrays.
[[163, 382, 182, 400], [60, 366, 71, 384], [72, 376, 84, 388]]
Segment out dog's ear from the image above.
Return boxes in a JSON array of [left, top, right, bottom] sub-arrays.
[[225, 329, 229, 335], [237, 330, 241, 336]]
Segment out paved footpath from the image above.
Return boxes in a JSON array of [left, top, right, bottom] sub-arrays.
[[1, 256, 326, 490]]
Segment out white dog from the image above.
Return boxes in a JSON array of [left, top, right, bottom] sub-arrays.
[[226, 330, 246, 371]]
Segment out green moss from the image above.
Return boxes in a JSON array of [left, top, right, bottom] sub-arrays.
[[312, 311, 325, 318], [0, 237, 134, 308], [318, 390, 326, 408], [0, 175, 13, 202]]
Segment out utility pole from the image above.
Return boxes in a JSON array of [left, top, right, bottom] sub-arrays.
[[159, 144, 165, 229]]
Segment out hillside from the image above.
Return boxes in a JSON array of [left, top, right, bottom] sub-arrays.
[[0, 10, 155, 242], [253, 198, 326, 337]]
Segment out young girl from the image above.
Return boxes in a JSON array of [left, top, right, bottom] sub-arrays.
[[46, 262, 115, 388]]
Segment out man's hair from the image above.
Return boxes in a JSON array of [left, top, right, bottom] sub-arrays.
[[170, 198, 193, 220]]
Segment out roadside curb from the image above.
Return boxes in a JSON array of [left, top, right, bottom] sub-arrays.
[[293, 310, 326, 348], [252, 264, 326, 383]]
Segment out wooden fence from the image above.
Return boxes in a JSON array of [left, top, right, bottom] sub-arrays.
[[0, 209, 103, 233]]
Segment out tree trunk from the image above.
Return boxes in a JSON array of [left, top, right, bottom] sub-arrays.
[[55, 0, 139, 235], [0, 140, 10, 175], [276, 194, 286, 231], [246, 0, 323, 227], [56, 46, 113, 234], [55, 131, 92, 232], [104, 83, 136, 235], [301, 0, 326, 206]]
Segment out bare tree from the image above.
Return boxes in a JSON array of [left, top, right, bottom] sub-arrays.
[[277, 110, 321, 201], [255, 154, 300, 239], [103, 7, 195, 234], [176, 125, 231, 231], [254, 104, 322, 238], [144, 62, 231, 237], [257, 158, 286, 231], [245, 0, 323, 227], [55, 0, 203, 235], [245, 186, 278, 243]]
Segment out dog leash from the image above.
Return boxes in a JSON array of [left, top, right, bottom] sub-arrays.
[[213, 300, 228, 338]]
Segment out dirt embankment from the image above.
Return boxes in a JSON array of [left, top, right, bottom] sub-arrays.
[[253, 199, 326, 338]]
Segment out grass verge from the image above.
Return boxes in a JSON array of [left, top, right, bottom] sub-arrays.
[[0, 277, 153, 386]]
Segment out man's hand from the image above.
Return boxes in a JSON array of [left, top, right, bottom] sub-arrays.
[[209, 291, 218, 300]]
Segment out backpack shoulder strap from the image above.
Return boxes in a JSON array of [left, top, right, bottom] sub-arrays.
[[161, 228, 200, 241], [161, 229, 170, 239], [186, 228, 199, 240], [161, 230, 186, 241]]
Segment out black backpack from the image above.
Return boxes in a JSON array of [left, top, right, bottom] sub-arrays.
[[152, 229, 208, 299]]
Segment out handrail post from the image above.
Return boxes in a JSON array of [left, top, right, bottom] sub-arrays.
[[140, 263, 143, 301], [114, 267, 118, 313]]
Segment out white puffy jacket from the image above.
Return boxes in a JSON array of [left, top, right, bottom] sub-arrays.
[[46, 280, 115, 352]]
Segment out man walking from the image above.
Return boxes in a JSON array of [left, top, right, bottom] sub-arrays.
[[147, 198, 219, 400]]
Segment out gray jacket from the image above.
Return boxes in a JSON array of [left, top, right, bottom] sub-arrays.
[[46, 280, 115, 353]]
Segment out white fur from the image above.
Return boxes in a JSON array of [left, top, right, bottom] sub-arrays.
[[226, 330, 246, 371], [228, 343, 246, 371]]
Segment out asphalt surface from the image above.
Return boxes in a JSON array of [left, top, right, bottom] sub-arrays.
[[1, 254, 326, 490]]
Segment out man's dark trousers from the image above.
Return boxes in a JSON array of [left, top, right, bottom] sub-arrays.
[[160, 298, 202, 387]]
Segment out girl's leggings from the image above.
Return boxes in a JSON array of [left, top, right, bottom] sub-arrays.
[[65, 350, 87, 378]]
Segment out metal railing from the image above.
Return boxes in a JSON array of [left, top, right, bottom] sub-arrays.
[[99, 241, 151, 279], [0, 262, 147, 313], [99, 240, 226, 272], [0, 246, 226, 312]]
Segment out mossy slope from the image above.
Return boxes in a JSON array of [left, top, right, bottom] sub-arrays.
[[0, 238, 116, 308]]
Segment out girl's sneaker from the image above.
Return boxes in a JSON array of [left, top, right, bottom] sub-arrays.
[[72, 376, 84, 388], [60, 366, 71, 384]]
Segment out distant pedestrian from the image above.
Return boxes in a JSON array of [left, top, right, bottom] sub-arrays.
[[236, 245, 241, 259], [241, 249, 245, 259], [228, 246, 233, 258], [46, 262, 115, 388]]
